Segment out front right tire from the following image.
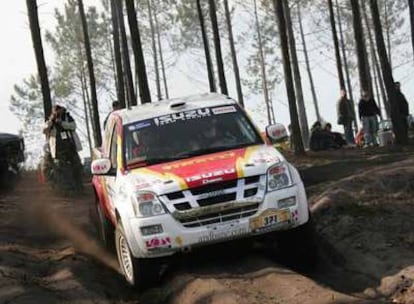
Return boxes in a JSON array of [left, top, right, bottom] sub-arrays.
[[115, 221, 162, 289]]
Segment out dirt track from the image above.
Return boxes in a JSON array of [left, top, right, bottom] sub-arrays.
[[1, 147, 413, 304]]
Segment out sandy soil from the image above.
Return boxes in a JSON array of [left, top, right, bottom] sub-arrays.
[[0, 147, 413, 304]]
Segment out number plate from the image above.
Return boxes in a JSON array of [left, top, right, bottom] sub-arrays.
[[249, 209, 290, 230]]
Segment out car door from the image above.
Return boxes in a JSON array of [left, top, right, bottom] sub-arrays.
[[103, 121, 119, 220]]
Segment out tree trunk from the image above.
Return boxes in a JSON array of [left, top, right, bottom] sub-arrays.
[[350, 0, 371, 94], [253, 0, 274, 125], [197, 0, 216, 92], [79, 69, 93, 156], [223, 0, 244, 106], [78, 0, 102, 147], [297, 3, 321, 122], [336, 0, 358, 130], [147, 0, 162, 100], [328, 0, 346, 91], [384, 1, 392, 68], [369, 0, 408, 144], [209, 0, 228, 95], [153, 1, 169, 99], [116, 0, 136, 107], [283, 0, 309, 148], [361, 1, 390, 117], [26, 0, 52, 120], [110, 0, 126, 108], [273, 0, 305, 155], [408, 0, 414, 61], [125, 0, 152, 104]]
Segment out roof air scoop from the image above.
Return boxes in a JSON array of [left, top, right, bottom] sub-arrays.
[[169, 101, 186, 110]]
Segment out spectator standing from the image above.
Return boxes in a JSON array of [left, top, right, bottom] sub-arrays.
[[358, 90, 381, 147], [394, 82, 409, 132], [337, 89, 355, 145], [43, 105, 83, 190], [104, 100, 122, 129]]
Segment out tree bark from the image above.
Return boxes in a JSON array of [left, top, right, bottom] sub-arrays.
[[209, 0, 228, 95], [26, 0, 53, 120], [110, 0, 126, 108], [147, 0, 162, 100], [384, 1, 392, 68], [153, 1, 169, 99], [273, 0, 305, 155], [125, 0, 152, 104], [196, 0, 216, 92], [79, 69, 93, 156], [253, 0, 274, 125], [336, 0, 358, 130], [78, 0, 102, 147], [297, 3, 321, 122], [361, 1, 390, 117], [369, 0, 408, 144], [283, 0, 309, 148], [350, 0, 371, 94], [408, 0, 414, 61], [328, 0, 346, 91], [116, 0, 136, 107], [223, 0, 244, 106]]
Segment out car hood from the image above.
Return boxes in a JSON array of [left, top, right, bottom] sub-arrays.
[[126, 145, 284, 194]]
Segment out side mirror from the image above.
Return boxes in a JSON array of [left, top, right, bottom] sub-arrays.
[[91, 158, 114, 176], [266, 123, 289, 144]]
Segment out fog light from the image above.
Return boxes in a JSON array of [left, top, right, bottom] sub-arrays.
[[140, 224, 163, 236], [278, 196, 296, 208]]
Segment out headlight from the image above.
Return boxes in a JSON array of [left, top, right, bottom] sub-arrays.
[[131, 191, 166, 217], [267, 163, 293, 192]]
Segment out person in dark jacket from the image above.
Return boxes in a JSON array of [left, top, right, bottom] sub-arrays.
[[358, 90, 381, 147], [309, 121, 339, 151], [395, 82, 409, 132], [337, 89, 355, 144]]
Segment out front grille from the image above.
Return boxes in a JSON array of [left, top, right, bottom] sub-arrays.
[[160, 175, 266, 227], [179, 203, 259, 228], [190, 179, 238, 195], [198, 193, 236, 207]]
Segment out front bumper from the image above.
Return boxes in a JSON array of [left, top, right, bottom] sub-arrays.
[[126, 183, 309, 258]]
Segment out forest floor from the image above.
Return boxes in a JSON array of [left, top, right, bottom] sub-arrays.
[[1, 145, 414, 304]]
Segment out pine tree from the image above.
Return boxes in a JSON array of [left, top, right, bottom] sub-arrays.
[[78, 0, 102, 146], [26, 0, 52, 120]]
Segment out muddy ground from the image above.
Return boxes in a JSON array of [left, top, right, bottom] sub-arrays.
[[1, 146, 413, 304]]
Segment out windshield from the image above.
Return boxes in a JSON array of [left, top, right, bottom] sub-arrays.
[[123, 105, 263, 167]]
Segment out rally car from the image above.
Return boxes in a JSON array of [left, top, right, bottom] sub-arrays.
[[91, 93, 316, 287]]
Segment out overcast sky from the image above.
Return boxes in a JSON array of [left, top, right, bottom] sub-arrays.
[[1, 1, 414, 139]]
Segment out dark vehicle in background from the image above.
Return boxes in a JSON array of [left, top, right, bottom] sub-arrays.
[[0, 133, 25, 189]]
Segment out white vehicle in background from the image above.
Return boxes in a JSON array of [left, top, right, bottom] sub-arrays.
[[91, 93, 317, 288]]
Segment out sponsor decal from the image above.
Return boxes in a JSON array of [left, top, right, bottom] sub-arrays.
[[212, 106, 237, 115], [175, 236, 183, 246], [146, 237, 171, 249], [154, 108, 211, 126], [198, 226, 249, 244], [291, 209, 299, 222], [185, 168, 236, 183], [249, 209, 291, 230], [128, 120, 152, 131], [162, 152, 236, 170], [202, 177, 223, 184]]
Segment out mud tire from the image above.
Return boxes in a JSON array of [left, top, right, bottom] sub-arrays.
[[115, 221, 161, 289], [277, 218, 319, 271], [95, 200, 115, 252]]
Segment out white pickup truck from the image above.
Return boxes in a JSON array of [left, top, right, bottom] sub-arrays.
[[91, 93, 316, 287]]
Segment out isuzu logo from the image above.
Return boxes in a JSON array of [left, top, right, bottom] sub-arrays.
[[185, 168, 236, 183]]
